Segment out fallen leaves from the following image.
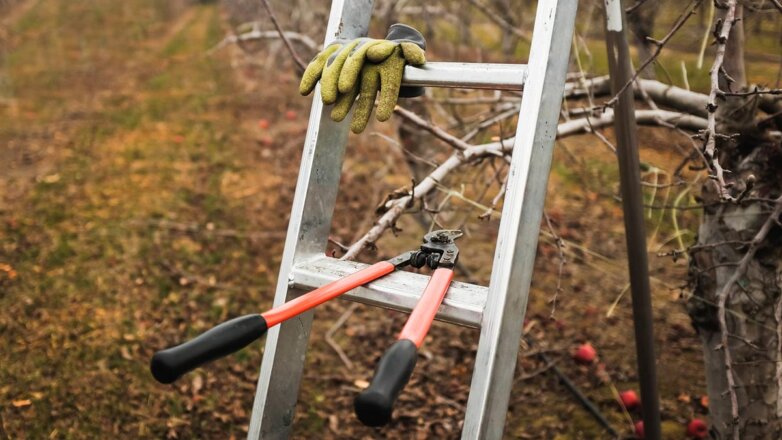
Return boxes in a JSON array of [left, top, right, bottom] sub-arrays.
[[191, 374, 203, 395], [12, 399, 32, 408], [0, 263, 17, 280]]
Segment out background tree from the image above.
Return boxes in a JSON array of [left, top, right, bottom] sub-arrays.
[[688, 1, 782, 437]]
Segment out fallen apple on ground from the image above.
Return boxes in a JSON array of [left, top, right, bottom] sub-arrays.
[[686, 418, 708, 439], [619, 389, 640, 411], [634, 420, 644, 439], [573, 343, 597, 364]]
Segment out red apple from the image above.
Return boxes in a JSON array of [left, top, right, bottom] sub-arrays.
[[686, 418, 708, 439], [634, 420, 644, 439], [619, 390, 640, 411], [258, 118, 270, 129], [284, 110, 297, 120], [573, 343, 597, 364]]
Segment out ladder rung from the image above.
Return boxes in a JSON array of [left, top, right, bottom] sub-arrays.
[[402, 62, 527, 91], [290, 257, 486, 328]]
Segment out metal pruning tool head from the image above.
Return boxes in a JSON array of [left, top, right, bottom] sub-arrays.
[[410, 229, 462, 269]]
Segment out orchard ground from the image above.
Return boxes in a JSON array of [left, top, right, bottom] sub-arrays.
[[1, 1, 780, 438]]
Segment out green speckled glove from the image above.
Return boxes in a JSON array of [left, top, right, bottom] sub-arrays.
[[299, 38, 382, 104], [299, 24, 426, 134]]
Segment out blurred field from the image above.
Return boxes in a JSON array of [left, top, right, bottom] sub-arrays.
[[1, 0, 779, 439]]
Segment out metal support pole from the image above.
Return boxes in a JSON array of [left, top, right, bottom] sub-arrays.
[[602, 1, 662, 439]]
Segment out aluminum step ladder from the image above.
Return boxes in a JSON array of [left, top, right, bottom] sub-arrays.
[[248, 1, 578, 438]]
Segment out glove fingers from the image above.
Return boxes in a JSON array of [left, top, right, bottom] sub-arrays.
[[351, 65, 380, 133], [366, 41, 397, 63], [331, 87, 360, 122], [321, 40, 360, 104], [375, 48, 406, 122], [400, 42, 426, 66], [299, 44, 341, 96], [338, 40, 380, 94]]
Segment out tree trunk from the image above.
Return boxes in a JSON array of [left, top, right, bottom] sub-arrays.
[[491, 0, 517, 56], [721, 4, 746, 90], [689, 186, 782, 438], [396, 100, 437, 219], [688, 4, 782, 438], [626, 0, 657, 79]]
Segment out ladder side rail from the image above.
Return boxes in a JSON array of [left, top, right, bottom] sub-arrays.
[[461, 1, 578, 439], [247, 1, 375, 439]]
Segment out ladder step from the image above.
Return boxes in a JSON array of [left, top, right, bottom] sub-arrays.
[[290, 257, 486, 327], [403, 62, 527, 91]]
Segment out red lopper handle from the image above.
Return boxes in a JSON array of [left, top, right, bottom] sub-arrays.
[[262, 261, 395, 327], [354, 267, 454, 426], [397, 267, 454, 347], [150, 261, 395, 384]]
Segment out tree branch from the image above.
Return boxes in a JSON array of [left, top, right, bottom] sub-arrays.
[[394, 106, 472, 151], [467, 0, 531, 42], [768, 0, 782, 13], [703, 0, 739, 201], [604, 0, 703, 108], [565, 76, 709, 116], [475, 109, 707, 151], [344, 109, 705, 259], [259, 0, 307, 73], [209, 26, 318, 55]]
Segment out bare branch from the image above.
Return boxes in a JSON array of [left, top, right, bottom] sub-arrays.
[[209, 26, 318, 55], [721, 88, 782, 98], [544, 211, 567, 317], [344, 109, 705, 259], [467, 0, 531, 42], [259, 0, 307, 73], [475, 109, 707, 151], [604, 0, 703, 108], [703, 0, 739, 201], [566, 76, 709, 116], [394, 106, 472, 151], [325, 303, 359, 369], [768, 0, 782, 13], [625, 0, 651, 14]]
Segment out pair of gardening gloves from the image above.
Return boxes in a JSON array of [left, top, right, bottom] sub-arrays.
[[299, 24, 426, 134]]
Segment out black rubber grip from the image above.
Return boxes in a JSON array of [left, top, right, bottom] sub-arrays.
[[150, 314, 267, 384], [354, 339, 417, 427]]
